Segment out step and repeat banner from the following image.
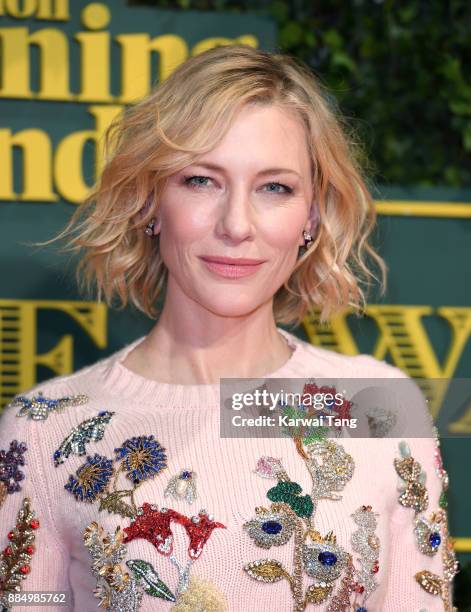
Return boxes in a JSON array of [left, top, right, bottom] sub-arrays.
[[0, 0, 470, 565]]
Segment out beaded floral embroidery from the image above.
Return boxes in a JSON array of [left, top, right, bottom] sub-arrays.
[[63, 435, 167, 517], [60, 431, 225, 609], [278, 381, 354, 447], [0, 441, 27, 510], [124, 505, 225, 595], [242, 381, 380, 612], [84, 521, 159, 610], [350, 505, 380, 607], [9, 391, 89, 421], [0, 497, 39, 608], [394, 440, 429, 514], [431, 427, 460, 585], [394, 439, 459, 611], [83, 512, 226, 611]]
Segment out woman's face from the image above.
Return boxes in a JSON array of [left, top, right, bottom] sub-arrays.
[[154, 103, 315, 318]]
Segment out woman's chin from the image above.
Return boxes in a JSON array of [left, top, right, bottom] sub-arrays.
[[198, 298, 265, 319]]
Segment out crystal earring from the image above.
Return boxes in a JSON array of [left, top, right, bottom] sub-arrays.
[[144, 218, 155, 236], [303, 230, 313, 249]]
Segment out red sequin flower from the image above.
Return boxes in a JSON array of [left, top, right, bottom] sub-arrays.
[[123, 503, 225, 560], [184, 510, 226, 560]]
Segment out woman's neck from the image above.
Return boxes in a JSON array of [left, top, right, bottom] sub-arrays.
[[121, 320, 294, 385]]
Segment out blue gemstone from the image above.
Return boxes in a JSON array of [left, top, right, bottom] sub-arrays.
[[180, 471, 191, 479], [356, 608, 367, 612], [429, 532, 441, 548], [261, 520, 283, 535], [98, 411, 107, 416], [318, 551, 337, 566], [53, 451, 61, 458]]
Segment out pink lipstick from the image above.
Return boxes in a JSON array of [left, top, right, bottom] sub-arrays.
[[199, 256, 266, 279]]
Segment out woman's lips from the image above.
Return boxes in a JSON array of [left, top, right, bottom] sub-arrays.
[[199, 257, 265, 279]]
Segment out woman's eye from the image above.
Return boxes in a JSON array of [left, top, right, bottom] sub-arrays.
[[183, 176, 293, 194], [183, 175, 213, 189], [263, 182, 293, 194]]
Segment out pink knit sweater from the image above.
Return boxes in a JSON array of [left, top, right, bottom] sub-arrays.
[[0, 328, 457, 612]]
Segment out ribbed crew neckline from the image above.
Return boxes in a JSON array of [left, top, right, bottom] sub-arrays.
[[101, 327, 305, 408]]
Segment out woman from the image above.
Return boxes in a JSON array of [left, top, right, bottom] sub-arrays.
[[0, 45, 457, 611]]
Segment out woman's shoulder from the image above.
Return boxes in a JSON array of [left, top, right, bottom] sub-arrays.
[[0, 338, 142, 438], [282, 330, 435, 437], [4, 336, 144, 409], [284, 328, 409, 379]]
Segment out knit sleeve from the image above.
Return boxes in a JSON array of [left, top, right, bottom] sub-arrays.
[[378, 364, 459, 611], [0, 402, 73, 611], [383, 435, 456, 611]]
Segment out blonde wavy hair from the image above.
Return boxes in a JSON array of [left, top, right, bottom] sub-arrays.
[[48, 43, 387, 326]]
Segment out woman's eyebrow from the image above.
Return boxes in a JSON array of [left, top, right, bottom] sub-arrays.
[[190, 162, 301, 178]]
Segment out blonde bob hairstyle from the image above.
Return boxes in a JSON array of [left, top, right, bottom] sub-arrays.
[[51, 43, 387, 326]]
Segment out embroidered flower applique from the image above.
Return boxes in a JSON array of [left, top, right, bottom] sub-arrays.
[[277, 381, 354, 449], [242, 381, 380, 612], [0, 440, 27, 510], [349, 505, 380, 608], [394, 438, 459, 611], [0, 497, 39, 608], [59, 431, 225, 610], [63, 434, 167, 518], [83, 506, 226, 610], [64, 453, 114, 503]]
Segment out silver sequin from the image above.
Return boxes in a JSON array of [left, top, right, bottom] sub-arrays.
[[351, 506, 380, 599], [304, 439, 355, 502]]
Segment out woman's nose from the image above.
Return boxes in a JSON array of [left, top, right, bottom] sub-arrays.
[[216, 189, 256, 243]]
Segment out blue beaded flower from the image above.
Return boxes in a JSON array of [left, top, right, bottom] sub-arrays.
[[114, 435, 167, 484], [64, 454, 113, 502]]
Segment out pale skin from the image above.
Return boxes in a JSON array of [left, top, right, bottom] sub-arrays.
[[122, 103, 318, 384]]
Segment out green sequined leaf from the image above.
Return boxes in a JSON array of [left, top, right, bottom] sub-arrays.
[[439, 490, 448, 509], [126, 559, 176, 601], [267, 481, 313, 518], [267, 481, 302, 498], [289, 494, 314, 518], [283, 407, 302, 419], [302, 427, 329, 445], [281, 407, 305, 436]]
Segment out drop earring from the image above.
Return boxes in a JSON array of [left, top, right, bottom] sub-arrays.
[[144, 218, 156, 236]]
